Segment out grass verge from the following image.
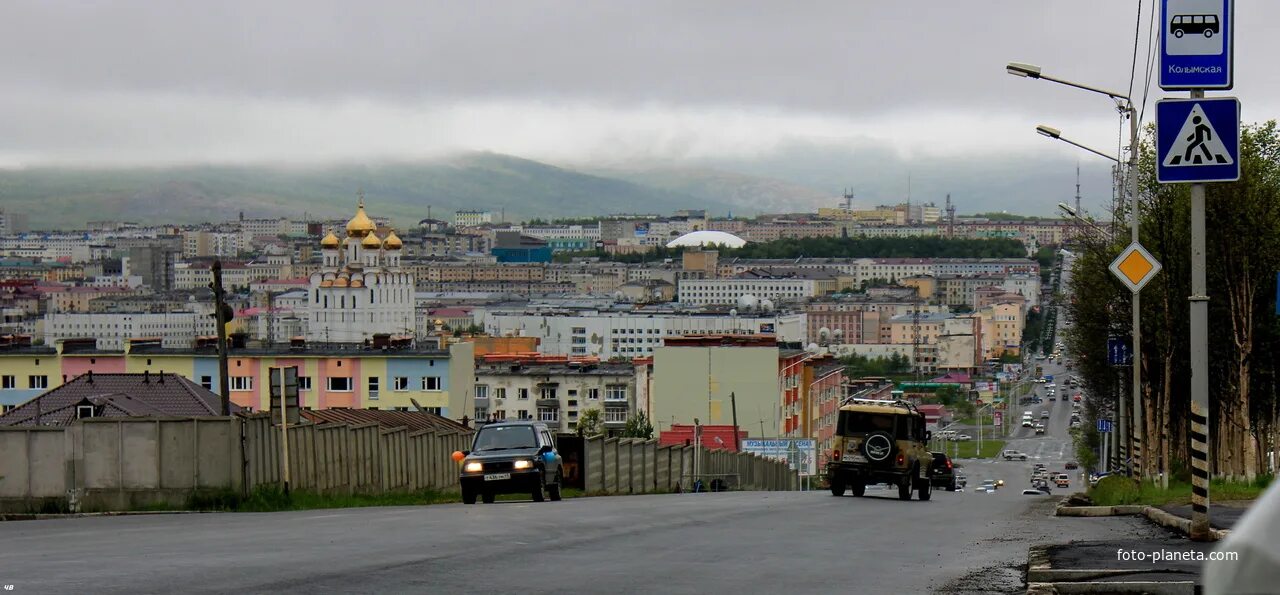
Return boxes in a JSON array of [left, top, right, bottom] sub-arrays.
[[951, 439, 1005, 459], [1089, 475, 1272, 507]]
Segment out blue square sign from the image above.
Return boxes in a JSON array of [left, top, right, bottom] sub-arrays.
[[1161, 0, 1233, 90], [1156, 97, 1240, 184]]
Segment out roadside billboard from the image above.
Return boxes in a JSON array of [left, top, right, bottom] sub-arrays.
[[741, 438, 817, 476]]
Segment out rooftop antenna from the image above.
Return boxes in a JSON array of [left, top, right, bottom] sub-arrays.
[[945, 193, 956, 238], [842, 188, 855, 211]]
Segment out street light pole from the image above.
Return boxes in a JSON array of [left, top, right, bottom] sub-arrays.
[[1012, 62, 1144, 483]]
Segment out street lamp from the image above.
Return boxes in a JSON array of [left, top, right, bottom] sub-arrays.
[[1036, 125, 1120, 163], [1009, 61, 1143, 481], [1058, 203, 1116, 243]]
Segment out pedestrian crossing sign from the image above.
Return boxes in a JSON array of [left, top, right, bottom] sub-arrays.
[[1156, 97, 1240, 183]]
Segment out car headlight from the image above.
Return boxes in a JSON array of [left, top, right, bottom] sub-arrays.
[[513, 459, 533, 470], [463, 461, 483, 473]]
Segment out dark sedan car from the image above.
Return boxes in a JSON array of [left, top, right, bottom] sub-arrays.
[[930, 452, 958, 491], [455, 421, 564, 504]]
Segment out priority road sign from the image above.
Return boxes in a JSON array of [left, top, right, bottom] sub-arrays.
[[1156, 97, 1240, 183], [1109, 242, 1163, 292], [1160, 0, 1233, 90]]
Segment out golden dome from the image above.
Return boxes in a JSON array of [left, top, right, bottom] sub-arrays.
[[362, 232, 382, 248], [334, 275, 350, 288], [345, 198, 376, 237], [319, 279, 333, 288], [351, 279, 365, 288], [320, 231, 340, 249], [382, 230, 403, 250]]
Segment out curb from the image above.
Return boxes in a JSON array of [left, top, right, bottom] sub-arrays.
[[1054, 502, 1229, 541], [1026, 544, 1197, 595], [0, 510, 215, 522]]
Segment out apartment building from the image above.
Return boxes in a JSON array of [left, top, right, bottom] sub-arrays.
[[481, 309, 807, 358], [473, 359, 637, 433]]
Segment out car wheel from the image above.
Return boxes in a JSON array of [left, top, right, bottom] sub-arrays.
[[548, 471, 563, 502], [829, 478, 846, 497], [898, 477, 912, 500], [532, 475, 546, 502], [918, 477, 932, 501], [462, 487, 477, 505], [851, 481, 866, 497], [481, 491, 495, 504], [947, 479, 957, 492]]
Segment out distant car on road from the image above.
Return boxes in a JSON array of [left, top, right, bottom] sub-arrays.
[[1022, 488, 1050, 496], [1034, 424, 1045, 435], [953, 433, 972, 441], [455, 420, 564, 504], [1040, 411, 1050, 419], [1065, 461, 1079, 470], [1002, 450, 1028, 461], [1054, 473, 1070, 488]]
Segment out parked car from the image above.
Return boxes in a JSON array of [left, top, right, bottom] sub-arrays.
[[953, 434, 972, 441], [455, 420, 564, 504]]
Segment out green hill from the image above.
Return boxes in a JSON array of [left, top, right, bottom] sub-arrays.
[[0, 153, 734, 229]]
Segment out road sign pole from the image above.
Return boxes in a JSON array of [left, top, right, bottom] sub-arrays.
[[1188, 90, 1211, 539], [1127, 105, 1143, 481]]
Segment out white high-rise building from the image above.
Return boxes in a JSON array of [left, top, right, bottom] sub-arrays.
[[307, 199, 415, 343]]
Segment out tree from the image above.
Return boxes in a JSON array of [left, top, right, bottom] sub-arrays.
[[622, 411, 654, 440], [576, 409, 603, 438], [1064, 120, 1280, 482]]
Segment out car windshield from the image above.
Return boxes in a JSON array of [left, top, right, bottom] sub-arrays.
[[472, 426, 538, 451], [837, 411, 896, 435]]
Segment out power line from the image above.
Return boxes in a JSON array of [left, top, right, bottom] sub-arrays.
[[1138, 0, 1159, 129], [1127, 0, 1143, 101]]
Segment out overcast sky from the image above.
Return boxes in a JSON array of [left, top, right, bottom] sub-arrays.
[[2, 1, 1275, 213]]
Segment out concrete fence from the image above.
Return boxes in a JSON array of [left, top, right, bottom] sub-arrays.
[[581, 437, 798, 495], [240, 415, 472, 495], [0, 415, 472, 513]]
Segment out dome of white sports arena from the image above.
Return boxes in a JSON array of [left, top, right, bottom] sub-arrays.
[[665, 230, 747, 249]]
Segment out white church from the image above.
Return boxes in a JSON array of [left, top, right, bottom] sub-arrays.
[[307, 198, 415, 343]]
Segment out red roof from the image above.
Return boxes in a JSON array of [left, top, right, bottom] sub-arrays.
[[658, 424, 747, 452]]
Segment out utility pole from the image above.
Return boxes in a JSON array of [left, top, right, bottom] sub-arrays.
[[1126, 103, 1142, 482], [211, 260, 231, 416], [730, 391, 740, 451]]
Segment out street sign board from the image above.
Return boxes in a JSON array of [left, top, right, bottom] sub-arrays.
[[269, 366, 301, 425], [1107, 337, 1133, 366], [993, 411, 1003, 427], [741, 438, 817, 475], [1160, 0, 1233, 90], [1109, 243, 1163, 292], [1097, 419, 1114, 433], [1156, 97, 1240, 183]]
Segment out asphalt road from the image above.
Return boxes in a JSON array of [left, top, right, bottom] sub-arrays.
[[2, 464, 1158, 595]]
